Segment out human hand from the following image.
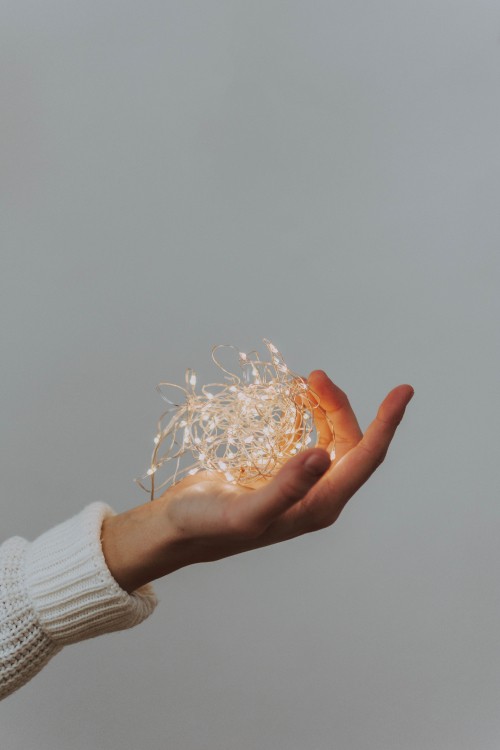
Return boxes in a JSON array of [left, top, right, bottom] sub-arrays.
[[102, 372, 414, 592]]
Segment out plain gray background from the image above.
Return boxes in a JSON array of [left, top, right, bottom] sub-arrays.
[[1, 1, 499, 748]]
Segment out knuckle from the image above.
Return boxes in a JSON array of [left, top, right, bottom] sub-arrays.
[[316, 433, 331, 448], [337, 387, 348, 403], [377, 414, 400, 430], [309, 509, 339, 532], [302, 496, 340, 532], [358, 442, 386, 469]]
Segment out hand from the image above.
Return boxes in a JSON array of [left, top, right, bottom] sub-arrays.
[[102, 372, 414, 592]]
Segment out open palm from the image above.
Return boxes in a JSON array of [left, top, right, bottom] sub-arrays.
[[152, 370, 414, 570]]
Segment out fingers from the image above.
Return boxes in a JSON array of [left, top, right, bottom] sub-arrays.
[[231, 448, 331, 535], [309, 384, 414, 522], [359, 384, 414, 468], [307, 370, 363, 458], [311, 404, 335, 452]]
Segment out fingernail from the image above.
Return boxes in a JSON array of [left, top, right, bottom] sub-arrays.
[[304, 453, 330, 475]]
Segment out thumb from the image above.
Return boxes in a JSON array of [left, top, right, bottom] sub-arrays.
[[239, 449, 331, 533]]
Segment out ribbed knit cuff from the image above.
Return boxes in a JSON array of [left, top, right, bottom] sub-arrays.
[[24, 503, 158, 645]]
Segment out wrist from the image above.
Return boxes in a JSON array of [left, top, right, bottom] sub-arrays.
[[101, 500, 188, 592]]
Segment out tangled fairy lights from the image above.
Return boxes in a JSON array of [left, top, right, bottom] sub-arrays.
[[136, 339, 335, 500]]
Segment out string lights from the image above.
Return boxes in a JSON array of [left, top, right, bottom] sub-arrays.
[[136, 339, 335, 500]]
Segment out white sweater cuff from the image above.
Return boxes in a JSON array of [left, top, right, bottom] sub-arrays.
[[24, 502, 158, 645]]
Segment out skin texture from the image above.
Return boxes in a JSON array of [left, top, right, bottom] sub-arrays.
[[102, 371, 414, 593]]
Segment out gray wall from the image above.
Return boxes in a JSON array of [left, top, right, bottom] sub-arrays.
[[1, 2, 499, 748]]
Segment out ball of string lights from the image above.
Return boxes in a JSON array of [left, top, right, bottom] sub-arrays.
[[136, 339, 335, 500]]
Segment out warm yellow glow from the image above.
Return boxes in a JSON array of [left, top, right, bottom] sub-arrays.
[[135, 339, 335, 500]]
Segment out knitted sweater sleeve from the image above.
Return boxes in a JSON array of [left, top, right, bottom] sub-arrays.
[[0, 502, 158, 700]]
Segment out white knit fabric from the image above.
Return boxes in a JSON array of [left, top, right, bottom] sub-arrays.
[[0, 503, 158, 700]]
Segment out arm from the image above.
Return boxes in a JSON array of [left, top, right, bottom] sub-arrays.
[[0, 371, 413, 699]]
